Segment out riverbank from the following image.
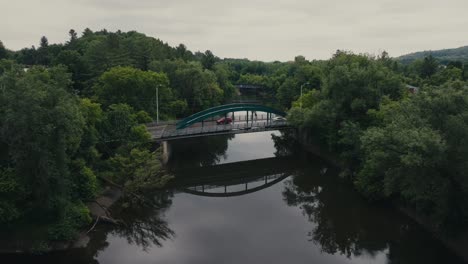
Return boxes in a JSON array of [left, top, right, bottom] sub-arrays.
[[294, 128, 468, 263], [0, 186, 123, 254]]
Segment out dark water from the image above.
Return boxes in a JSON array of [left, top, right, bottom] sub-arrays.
[[3, 131, 465, 263]]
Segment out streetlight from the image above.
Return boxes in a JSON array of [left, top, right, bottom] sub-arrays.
[[156, 84, 161, 124], [300, 82, 310, 108]]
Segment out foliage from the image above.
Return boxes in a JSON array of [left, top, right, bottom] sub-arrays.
[[107, 148, 172, 205], [289, 50, 468, 230], [0, 40, 7, 59], [48, 202, 92, 241], [93, 67, 171, 118], [399, 45, 468, 64], [0, 66, 84, 212], [149, 59, 223, 112], [356, 84, 468, 229], [0, 168, 22, 222], [71, 159, 98, 201]]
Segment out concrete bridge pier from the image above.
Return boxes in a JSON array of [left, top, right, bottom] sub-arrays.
[[161, 141, 172, 164]]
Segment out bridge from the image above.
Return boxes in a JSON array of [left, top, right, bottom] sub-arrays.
[[147, 103, 292, 141]]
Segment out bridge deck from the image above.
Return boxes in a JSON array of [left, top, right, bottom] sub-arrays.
[[147, 120, 292, 141]]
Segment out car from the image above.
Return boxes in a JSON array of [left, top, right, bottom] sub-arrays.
[[216, 117, 233, 125], [272, 116, 286, 122]]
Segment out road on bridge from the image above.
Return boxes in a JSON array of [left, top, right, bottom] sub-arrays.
[[147, 118, 290, 141]]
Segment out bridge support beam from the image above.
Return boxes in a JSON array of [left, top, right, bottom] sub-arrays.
[[162, 141, 172, 164]]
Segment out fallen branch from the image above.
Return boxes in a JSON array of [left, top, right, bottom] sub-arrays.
[[86, 216, 100, 234]]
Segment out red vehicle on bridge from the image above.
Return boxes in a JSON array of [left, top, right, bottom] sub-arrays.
[[216, 117, 233, 125]]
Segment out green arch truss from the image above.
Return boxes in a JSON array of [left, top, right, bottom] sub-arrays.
[[176, 103, 286, 129]]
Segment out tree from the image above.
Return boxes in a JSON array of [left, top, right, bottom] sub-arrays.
[[213, 63, 237, 102], [37, 36, 51, 65], [82, 28, 93, 38], [175, 44, 193, 61], [357, 83, 468, 229], [69, 29, 78, 43], [149, 60, 223, 112], [0, 40, 7, 59], [54, 50, 88, 92], [93, 67, 172, 118], [201, 50, 216, 70], [98, 103, 150, 144], [420, 55, 438, 78], [0, 65, 88, 221], [40, 36, 49, 48], [277, 63, 323, 107]]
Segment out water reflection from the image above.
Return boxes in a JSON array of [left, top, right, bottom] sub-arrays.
[[183, 173, 289, 197], [282, 160, 463, 263], [112, 192, 174, 250], [2, 192, 176, 264], [167, 134, 232, 168], [2, 131, 464, 264], [271, 130, 301, 157]]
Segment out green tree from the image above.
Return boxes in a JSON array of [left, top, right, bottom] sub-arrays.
[[98, 103, 150, 145], [93, 67, 171, 118], [201, 50, 216, 70], [40, 36, 49, 48], [0, 40, 7, 59], [69, 29, 78, 43], [0, 65, 89, 225], [149, 60, 223, 112], [54, 50, 88, 92], [357, 83, 468, 229], [108, 148, 172, 204], [420, 55, 438, 78]]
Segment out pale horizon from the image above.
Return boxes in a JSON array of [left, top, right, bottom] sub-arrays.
[[2, 0, 468, 61]]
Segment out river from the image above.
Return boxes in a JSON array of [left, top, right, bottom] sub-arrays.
[[4, 130, 465, 263]]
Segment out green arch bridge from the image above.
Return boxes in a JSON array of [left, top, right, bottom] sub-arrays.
[[147, 103, 291, 141]]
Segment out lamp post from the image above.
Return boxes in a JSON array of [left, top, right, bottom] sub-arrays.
[[156, 84, 160, 124], [300, 82, 310, 108]]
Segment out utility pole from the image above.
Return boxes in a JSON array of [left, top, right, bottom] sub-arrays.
[[156, 84, 160, 124], [300, 82, 310, 108]]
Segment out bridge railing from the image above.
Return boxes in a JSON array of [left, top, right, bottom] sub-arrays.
[[176, 103, 251, 128], [176, 103, 286, 129], [162, 120, 289, 139]]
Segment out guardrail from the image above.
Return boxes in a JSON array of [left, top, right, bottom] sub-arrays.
[[159, 121, 290, 140]]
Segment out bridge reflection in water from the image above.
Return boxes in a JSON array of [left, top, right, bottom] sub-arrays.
[[166, 156, 300, 197], [184, 173, 289, 197]]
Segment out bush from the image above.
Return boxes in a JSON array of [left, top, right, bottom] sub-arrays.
[[48, 202, 92, 241], [71, 160, 98, 201]]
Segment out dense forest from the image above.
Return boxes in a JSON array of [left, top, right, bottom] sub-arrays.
[[399, 45, 468, 64], [288, 52, 468, 233], [1, 29, 468, 245]]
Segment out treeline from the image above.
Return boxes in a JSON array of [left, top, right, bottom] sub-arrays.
[[289, 51, 468, 232], [0, 29, 329, 113], [0, 62, 171, 242], [399, 45, 468, 64]]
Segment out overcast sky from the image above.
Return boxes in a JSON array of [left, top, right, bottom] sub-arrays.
[[1, 0, 468, 61]]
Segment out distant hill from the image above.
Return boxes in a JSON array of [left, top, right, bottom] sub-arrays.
[[398, 46, 468, 64]]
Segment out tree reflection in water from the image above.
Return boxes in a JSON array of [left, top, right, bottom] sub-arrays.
[[167, 134, 233, 169], [281, 161, 465, 263], [110, 191, 175, 251], [271, 130, 301, 157]]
